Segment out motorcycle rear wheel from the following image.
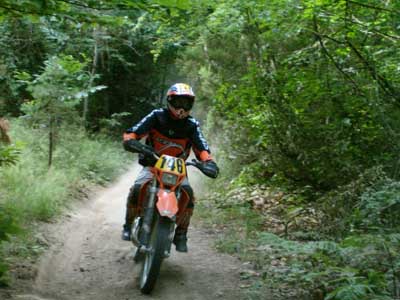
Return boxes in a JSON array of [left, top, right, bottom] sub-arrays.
[[139, 216, 172, 294]]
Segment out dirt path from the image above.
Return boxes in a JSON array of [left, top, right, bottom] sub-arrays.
[[8, 164, 242, 300]]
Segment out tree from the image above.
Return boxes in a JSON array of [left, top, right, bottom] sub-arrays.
[[19, 54, 105, 167]]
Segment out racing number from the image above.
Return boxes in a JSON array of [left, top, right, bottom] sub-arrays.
[[160, 156, 176, 171], [159, 156, 184, 174], [176, 158, 183, 173], [167, 157, 175, 171], [160, 156, 168, 169]]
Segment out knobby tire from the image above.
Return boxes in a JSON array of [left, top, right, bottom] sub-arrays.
[[139, 216, 172, 294]]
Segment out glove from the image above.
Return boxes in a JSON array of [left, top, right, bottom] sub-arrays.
[[199, 160, 219, 178], [123, 139, 155, 157]]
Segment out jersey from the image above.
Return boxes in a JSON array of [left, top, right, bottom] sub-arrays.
[[124, 108, 212, 166]]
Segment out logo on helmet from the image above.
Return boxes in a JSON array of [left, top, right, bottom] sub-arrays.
[[167, 83, 195, 99]]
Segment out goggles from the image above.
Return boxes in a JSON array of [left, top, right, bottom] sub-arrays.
[[169, 96, 194, 111]]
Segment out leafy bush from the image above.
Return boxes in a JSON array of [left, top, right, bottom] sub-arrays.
[[357, 180, 400, 230], [199, 175, 400, 300], [0, 206, 20, 286], [315, 166, 388, 237], [0, 120, 21, 286], [0, 119, 129, 222], [17, 54, 106, 167], [0, 144, 21, 167]]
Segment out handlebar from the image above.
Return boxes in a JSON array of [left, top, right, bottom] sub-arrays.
[[124, 139, 218, 178], [186, 159, 201, 168]]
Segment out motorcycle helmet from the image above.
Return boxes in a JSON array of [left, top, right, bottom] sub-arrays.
[[166, 83, 195, 111]]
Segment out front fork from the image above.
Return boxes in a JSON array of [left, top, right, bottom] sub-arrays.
[[139, 178, 158, 246], [135, 179, 178, 257]]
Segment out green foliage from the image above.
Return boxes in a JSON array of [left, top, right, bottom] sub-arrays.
[[0, 18, 48, 116], [19, 54, 100, 114], [316, 166, 388, 236], [0, 129, 21, 286], [99, 112, 132, 135], [0, 207, 19, 244], [0, 0, 145, 23], [18, 54, 105, 166], [0, 5, 176, 132], [166, 0, 400, 193], [1, 120, 129, 218], [0, 205, 20, 286], [0, 0, 399, 297], [52, 126, 129, 184], [208, 200, 400, 299], [357, 179, 400, 230], [200, 169, 400, 299], [0, 143, 21, 167], [171, 6, 400, 297]]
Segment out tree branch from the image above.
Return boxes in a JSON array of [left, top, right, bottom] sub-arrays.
[[0, 2, 60, 18], [348, 0, 400, 15], [0, 0, 143, 20], [57, 0, 143, 11], [314, 7, 400, 41], [0, 3, 28, 15], [313, 16, 363, 93], [346, 38, 400, 103], [347, 16, 400, 41]]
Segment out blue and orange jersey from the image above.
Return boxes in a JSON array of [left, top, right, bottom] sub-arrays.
[[124, 108, 212, 165]]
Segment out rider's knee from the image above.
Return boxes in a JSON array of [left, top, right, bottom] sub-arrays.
[[182, 185, 194, 208]]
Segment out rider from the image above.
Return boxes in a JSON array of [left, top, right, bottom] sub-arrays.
[[121, 83, 219, 252]]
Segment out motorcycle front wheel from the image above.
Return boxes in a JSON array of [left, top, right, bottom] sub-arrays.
[[139, 215, 173, 294]]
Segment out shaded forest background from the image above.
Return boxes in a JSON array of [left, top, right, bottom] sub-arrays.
[[0, 1, 400, 299]]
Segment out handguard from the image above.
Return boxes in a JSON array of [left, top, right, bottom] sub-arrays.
[[123, 139, 155, 157], [198, 160, 219, 179]]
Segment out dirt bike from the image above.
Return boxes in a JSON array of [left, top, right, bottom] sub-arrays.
[[124, 139, 216, 294]]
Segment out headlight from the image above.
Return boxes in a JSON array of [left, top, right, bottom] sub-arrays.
[[161, 173, 178, 186]]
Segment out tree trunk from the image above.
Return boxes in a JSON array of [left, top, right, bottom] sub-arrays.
[[48, 116, 54, 168], [0, 118, 11, 144], [83, 27, 99, 128]]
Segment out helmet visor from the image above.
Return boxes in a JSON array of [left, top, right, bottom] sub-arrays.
[[169, 96, 194, 111]]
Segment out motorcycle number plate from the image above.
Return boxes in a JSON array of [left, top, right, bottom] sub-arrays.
[[155, 155, 186, 176]]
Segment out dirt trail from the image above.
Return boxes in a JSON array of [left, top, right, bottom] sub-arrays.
[[9, 164, 242, 300]]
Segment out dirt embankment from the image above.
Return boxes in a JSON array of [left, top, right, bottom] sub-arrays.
[[2, 165, 243, 300]]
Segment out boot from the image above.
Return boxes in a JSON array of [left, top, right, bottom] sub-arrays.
[[122, 201, 135, 241], [173, 231, 188, 253], [121, 224, 131, 241]]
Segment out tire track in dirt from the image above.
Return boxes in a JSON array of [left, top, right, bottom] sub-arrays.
[[11, 165, 242, 300]]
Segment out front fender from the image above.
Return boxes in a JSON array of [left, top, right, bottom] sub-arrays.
[[156, 189, 178, 219]]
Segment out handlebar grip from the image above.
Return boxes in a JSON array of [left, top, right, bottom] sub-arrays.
[[186, 159, 200, 167]]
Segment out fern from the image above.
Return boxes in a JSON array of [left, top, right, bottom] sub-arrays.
[[326, 282, 371, 300], [0, 144, 21, 167]]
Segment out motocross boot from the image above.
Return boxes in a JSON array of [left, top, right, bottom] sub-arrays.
[[122, 191, 137, 241], [173, 232, 188, 253], [121, 224, 131, 241]]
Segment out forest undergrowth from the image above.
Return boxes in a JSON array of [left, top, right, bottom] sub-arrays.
[[197, 157, 400, 300]]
